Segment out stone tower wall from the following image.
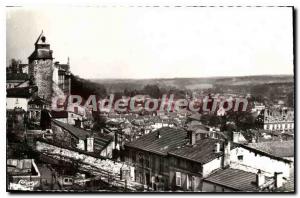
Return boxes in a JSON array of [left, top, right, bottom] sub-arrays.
[[30, 59, 54, 101]]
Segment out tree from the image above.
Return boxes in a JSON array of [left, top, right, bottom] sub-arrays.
[[9, 58, 22, 73], [92, 111, 107, 131], [143, 84, 161, 98], [200, 113, 222, 127], [71, 74, 107, 99], [226, 110, 257, 131]]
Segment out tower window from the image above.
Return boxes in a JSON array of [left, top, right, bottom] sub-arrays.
[[41, 36, 46, 42]]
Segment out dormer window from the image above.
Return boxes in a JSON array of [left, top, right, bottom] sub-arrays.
[[41, 36, 46, 43]]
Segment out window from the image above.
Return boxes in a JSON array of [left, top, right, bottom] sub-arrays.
[[176, 172, 181, 186], [237, 155, 243, 161]]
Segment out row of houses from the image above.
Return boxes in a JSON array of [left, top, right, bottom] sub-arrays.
[[123, 127, 293, 192]]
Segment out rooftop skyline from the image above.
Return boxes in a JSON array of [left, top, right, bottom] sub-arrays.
[[6, 7, 293, 79]]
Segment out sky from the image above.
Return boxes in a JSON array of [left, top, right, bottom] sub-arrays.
[[6, 6, 293, 79]]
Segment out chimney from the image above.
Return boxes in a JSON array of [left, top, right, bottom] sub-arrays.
[[188, 130, 196, 145], [86, 136, 94, 152], [157, 131, 161, 139], [274, 172, 283, 188], [256, 170, 265, 187], [222, 140, 231, 168], [233, 132, 239, 143], [214, 142, 220, 153]]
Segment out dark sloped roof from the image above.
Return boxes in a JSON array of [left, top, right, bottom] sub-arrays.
[[52, 120, 113, 151], [169, 138, 224, 164], [125, 127, 188, 155], [204, 168, 264, 192], [28, 49, 53, 60], [52, 119, 88, 139], [6, 86, 37, 98], [6, 73, 29, 81], [248, 141, 294, 158]]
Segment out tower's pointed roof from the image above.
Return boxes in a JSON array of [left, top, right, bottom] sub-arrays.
[[35, 30, 48, 45]]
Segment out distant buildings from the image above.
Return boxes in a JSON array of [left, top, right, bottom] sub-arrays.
[[258, 108, 294, 131]]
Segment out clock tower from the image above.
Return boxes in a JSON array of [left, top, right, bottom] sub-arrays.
[[28, 31, 54, 101]]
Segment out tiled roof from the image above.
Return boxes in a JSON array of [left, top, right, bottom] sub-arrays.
[[248, 141, 294, 158], [52, 119, 88, 139], [169, 138, 224, 164], [52, 120, 113, 150], [6, 86, 37, 98], [204, 168, 265, 192], [125, 127, 188, 155]]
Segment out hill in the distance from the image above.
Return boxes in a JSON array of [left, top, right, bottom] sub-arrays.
[[89, 75, 294, 93]]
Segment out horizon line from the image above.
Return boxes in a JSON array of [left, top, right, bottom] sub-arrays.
[[86, 73, 294, 80]]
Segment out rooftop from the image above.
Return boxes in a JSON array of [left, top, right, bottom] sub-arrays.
[[204, 168, 270, 192], [125, 127, 188, 155], [235, 143, 292, 164], [248, 140, 294, 158], [52, 120, 113, 151], [169, 138, 224, 164]]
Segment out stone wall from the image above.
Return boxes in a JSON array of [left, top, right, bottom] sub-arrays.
[[30, 59, 53, 101]]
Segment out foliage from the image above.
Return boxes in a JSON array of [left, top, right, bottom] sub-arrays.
[[71, 74, 107, 100], [92, 111, 107, 131], [142, 84, 162, 98]]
